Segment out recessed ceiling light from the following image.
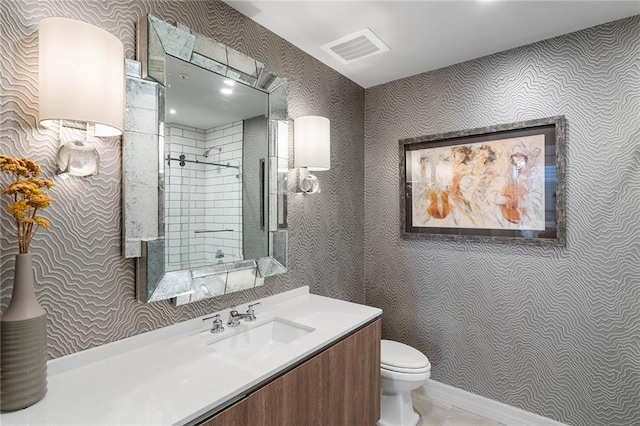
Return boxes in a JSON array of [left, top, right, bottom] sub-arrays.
[[223, 79, 235, 86], [220, 88, 233, 95], [169, 109, 176, 114]]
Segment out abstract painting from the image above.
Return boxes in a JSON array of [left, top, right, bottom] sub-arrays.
[[400, 116, 565, 245]]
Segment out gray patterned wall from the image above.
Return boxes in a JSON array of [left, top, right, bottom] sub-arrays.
[[0, 0, 364, 358], [364, 16, 640, 426]]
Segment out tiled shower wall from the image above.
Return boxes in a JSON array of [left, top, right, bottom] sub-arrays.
[[1, 0, 365, 358], [165, 123, 243, 271], [165, 124, 206, 271], [204, 121, 243, 263]]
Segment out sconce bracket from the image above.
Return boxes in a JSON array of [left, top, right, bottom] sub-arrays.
[[297, 167, 320, 194]]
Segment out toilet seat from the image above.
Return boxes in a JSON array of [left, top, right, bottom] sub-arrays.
[[380, 366, 431, 384], [381, 340, 430, 372], [381, 362, 431, 375]]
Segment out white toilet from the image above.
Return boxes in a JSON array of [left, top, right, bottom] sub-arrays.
[[378, 340, 431, 426]]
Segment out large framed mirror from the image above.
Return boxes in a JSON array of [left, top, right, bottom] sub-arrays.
[[123, 15, 288, 304]]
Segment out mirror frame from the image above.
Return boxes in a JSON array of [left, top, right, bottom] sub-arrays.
[[123, 15, 288, 304]]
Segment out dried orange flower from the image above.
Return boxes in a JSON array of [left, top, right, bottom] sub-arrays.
[[28, 194, 52, 209], [35, 217, 50, 228], [0, 155, 53, 253], [7, 200, 29, 219]]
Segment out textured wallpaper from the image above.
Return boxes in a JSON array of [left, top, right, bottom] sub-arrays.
[[4, 2, 637, 424], [0, 0, 364, 358], [364, 16, 640, 426]]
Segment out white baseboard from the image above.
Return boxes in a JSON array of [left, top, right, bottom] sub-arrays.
[[421, 379, 568, 426]]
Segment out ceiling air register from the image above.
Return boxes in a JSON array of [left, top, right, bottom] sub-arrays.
[[321, 28, 389, 64]]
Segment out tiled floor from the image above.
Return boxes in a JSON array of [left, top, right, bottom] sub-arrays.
[[412, 387, 507, 426]]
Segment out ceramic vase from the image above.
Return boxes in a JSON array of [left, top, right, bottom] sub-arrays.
[[0, 253, 47, 412]]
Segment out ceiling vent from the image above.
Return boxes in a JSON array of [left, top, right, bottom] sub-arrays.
[[321, 28, 389, 64]]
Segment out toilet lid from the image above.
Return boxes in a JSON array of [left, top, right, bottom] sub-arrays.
[[381, 340, 430, 370]]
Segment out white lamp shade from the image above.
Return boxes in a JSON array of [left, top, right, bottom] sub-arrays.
[[39, 17, 124, 136], [294, 116, 330, 171]]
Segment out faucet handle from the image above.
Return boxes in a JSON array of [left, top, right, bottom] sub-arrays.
[[203, 314, 224, 333], [247, 302, 261, 314], [244, 302, 261, 322]]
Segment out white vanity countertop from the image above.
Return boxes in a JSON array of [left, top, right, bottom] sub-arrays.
[[0, 287, 381, 425]]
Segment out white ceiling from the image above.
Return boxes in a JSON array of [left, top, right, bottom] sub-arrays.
[[224, 0, 640, 88], [165, 55, 267, 129]]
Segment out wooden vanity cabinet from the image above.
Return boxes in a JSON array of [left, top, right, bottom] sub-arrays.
[[200, 318, 381, 426]]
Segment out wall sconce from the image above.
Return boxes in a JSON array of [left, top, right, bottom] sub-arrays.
[[38, 17, 124, 176], [294, 116, 330, 194]]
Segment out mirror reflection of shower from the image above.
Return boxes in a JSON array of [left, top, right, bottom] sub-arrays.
[[164, 121, 244, 273], [162, 54, 269, 273]]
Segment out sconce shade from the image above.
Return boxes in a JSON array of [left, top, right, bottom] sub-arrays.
[[38, 17, 124, 136], [294, 116, 330, 171]]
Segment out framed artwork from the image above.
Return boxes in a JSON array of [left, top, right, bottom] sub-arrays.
[[400, 116, 566, 246]]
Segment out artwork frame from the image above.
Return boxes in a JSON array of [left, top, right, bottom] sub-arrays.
[[399, 116, 566, 246]]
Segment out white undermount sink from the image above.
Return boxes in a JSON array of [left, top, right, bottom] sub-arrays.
[[208, 318, 315, 361]]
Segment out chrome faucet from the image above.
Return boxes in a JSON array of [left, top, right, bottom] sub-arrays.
[[202, 314, 224, 333], [227, 302, 261, 327]]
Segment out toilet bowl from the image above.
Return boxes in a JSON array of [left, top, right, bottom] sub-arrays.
[[378, 340, 431, 426]]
